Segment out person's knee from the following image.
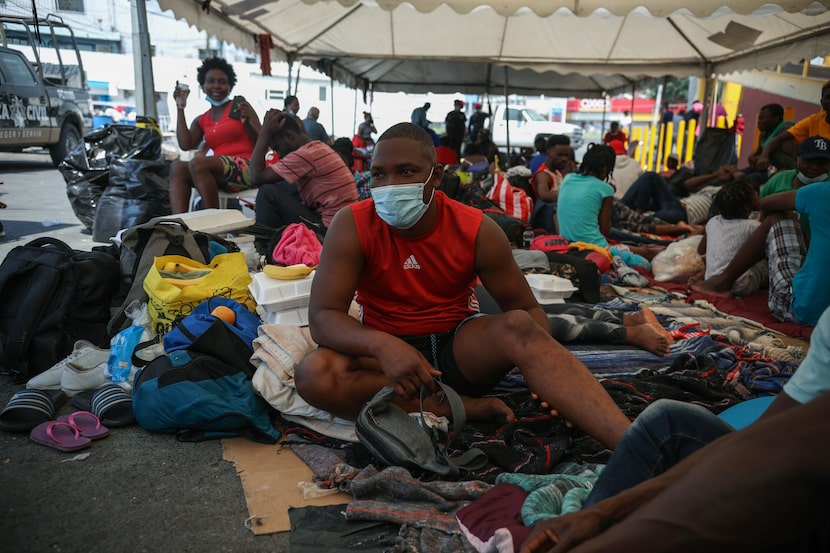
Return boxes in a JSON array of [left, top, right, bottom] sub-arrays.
[[170, 160, 191, 184], [295, 351, 335, 408], [499, 310, 548, 346], [635, 398, 728, 438], [189, 156, 218, 176], [254, 184, 277, 218]]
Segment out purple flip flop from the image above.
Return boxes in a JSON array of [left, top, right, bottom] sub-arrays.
[[57, 411, 110, 440], [29, 421, 92, 452]]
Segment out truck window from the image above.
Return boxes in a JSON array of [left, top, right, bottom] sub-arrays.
[[523, 108, 547, 122], [41, 61, 82, 88], [0, 51, 38, 86], [504, 107, 522, 122]]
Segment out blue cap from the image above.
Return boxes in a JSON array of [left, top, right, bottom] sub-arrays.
[[797, 136, 830, 159]]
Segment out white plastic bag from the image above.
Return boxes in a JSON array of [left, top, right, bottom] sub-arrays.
[[651, 235, 705, 283]]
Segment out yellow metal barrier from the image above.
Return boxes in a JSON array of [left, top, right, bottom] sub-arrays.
[[622, 117, 743, 172]]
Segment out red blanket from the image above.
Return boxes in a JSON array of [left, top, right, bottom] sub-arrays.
[[644, 274, 813, 341]]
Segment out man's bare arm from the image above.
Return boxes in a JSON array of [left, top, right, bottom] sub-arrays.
[[535, 172, 557, 202], [757, 130, 795, 171], [307, 208, 440, 398], [475, 216, 549, 332], [249, 111, 281, 186], [759, 189, 797, 218]]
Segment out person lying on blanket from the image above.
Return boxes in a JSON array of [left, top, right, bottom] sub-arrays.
[[475, 285, 673, 357], [294, 122, 632, 450], [521, 303, 830, 553]]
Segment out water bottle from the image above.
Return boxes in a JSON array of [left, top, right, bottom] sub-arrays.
[[522, 229, 534, 249]]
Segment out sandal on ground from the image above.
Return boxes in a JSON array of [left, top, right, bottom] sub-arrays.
[[57, 411, 110, 440], [29, 421, 92, 452], [71, 384, 135, 428], [0, 389, 67, 433]]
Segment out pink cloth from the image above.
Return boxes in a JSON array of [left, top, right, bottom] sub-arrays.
[[271, 223, 322, 267]]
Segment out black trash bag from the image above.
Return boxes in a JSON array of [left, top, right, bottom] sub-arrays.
[[59, 138, 109, 229], [86, 123, 162, 161], [693, 127, 737, 176], [92, 158, 172, 243], [60, 124, 163, 230]]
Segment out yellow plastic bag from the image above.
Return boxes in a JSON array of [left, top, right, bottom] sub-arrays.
[[143, 253, 256, 335]]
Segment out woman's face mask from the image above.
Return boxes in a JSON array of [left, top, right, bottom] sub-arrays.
[[205, 95, 230, 107], [372, 167, 435, 229]]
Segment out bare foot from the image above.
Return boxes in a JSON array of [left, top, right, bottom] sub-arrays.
[[626, 324, 671, 357], [688, 276, 733, 297], [461, 396, 516, 424], [623, 308, 649, 326], [625, 308, 674, 344]]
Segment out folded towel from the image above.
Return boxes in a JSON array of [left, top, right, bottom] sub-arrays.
[[272, 223, 322, 267]]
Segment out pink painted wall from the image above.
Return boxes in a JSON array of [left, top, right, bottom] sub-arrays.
[[738, 87, 822, 166]]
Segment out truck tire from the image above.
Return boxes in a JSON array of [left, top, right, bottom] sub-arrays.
[[49, 122, 82, 166]]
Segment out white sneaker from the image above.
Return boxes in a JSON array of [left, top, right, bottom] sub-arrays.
[[26, 340, 110, 391], [60, 342, 111, 397]]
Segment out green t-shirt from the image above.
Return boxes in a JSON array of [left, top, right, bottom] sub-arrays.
[[760, 169, 810, 239]]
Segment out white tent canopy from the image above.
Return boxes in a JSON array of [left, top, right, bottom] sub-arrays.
[[156, 1, 830, 95]]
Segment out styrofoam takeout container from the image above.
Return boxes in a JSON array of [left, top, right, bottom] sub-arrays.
[[249, 270, 314, 312], [524, 274, 578, 304], [259, 306, 310, 326]]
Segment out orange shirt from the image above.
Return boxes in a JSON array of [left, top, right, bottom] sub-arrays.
[[787, 111, 830, 144]]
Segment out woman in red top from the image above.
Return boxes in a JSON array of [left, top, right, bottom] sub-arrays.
[[169, 57, 261, 213]]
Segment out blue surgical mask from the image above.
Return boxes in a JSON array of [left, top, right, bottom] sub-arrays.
[[372, 167, 435, 229], [796, 171, 829, 185], [206, 96, 230, 107]]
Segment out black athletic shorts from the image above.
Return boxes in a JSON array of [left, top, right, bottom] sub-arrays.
[[396, 313, 491, 397]]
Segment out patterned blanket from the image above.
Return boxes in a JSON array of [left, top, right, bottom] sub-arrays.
[[282, 283, 808, 552]]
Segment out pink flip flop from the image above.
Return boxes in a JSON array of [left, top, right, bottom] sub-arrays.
[[57, 411, 110, 440], [29, 421, 92, 452]]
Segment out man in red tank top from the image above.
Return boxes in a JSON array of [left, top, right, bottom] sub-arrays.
[[294, 123, 631, 450]]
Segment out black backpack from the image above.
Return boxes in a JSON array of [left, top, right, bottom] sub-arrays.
[[0, 237, 120, 381]]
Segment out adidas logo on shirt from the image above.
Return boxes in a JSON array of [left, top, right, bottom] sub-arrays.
[[403, 255, 421, 270]]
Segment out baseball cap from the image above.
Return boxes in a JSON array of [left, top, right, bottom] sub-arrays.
[[609, 139, 626, 155], [797, 136, 830, 159], [474, 102, 482, 109]]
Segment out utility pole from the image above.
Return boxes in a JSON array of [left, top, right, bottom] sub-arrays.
[[131, 0, 157, 119]]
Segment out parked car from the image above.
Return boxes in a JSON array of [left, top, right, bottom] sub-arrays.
[[0, 15, 92, 165], [488, 104, 584, 152]]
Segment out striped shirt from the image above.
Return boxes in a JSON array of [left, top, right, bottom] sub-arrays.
[[269, 141, 359, 226]]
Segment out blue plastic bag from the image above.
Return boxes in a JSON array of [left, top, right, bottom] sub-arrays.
[[105, 324, 145, 382]]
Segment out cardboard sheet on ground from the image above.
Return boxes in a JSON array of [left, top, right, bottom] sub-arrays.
[[223, 437, 352, 535]]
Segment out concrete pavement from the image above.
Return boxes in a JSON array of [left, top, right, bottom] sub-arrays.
[[0, 151, 292, 552]]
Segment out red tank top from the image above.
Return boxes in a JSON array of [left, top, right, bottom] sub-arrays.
[[198, 103, 255, 157], [531, 165, 563, 199], [351, 191, 482, 335]]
